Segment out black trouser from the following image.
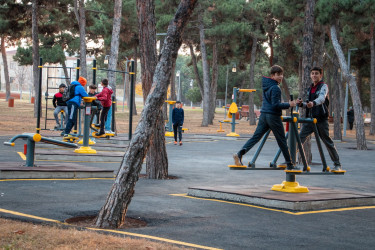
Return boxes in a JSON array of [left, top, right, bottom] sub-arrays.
[[349, 122, 354, 130], [64, 102, 79, 135], [237, 113, 292, 164], [299, 119, 341, 166], [100, 106, 110, 133], [173, 123, 182, 142]]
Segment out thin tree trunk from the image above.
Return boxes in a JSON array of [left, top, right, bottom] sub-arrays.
[[208, 41, 218, 125], [32, 0, 39, 118], [61, 60, 70, 86], [170, 61, 177, 100], [189, 43, 203, 98], [74, 0, 87, 79], [268, 35, 273, 66], [299, 0, 315, 165], [95, 0, 197, 228], [199, 11, 211, 127], [330, 24, 367, 150], [1, 36, 10, 101], [248, 34, 257, 125], [298, 57, 303, 97], [107, 0, 123, 95], [332, 63, 342, 140], [370, 23, 375, 135], [130, 46, 138, 115]]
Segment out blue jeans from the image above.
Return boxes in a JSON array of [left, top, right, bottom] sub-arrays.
[[238, 113, 292, 164], [64, 102, 79, 135]]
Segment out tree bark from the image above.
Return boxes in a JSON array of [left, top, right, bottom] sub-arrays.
[[107, 0, 123, 95], [137, 0, 168, 179], [268, 35, 273, 66], [370, 23, 375, 135], [299, 0, 315, 165], [95, 0, 198, 228], [189, 43, 203, 98], [248, 35, 257, 125], [74, 0, 87, 79], [1, 36, 10, 102], [170, 61, 177, 100], [208, 41, 218, 125], [330, 24, 367, 150], [32, 0, 39, 118], [199, 11, 211, 127], [61, 60, 70, 86], [332, 63, 342, 140]]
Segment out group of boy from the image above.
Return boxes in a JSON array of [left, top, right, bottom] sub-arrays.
[[53, 77, 113, 137], [233, 65, 342, 172]]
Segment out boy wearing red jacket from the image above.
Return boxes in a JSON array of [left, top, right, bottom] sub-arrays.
[[94, 79, 113, 136]]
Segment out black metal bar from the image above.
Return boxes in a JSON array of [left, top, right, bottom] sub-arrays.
[[36, 58, 43, 134], [111, 95, 116, 133], [248, 130, 271, 168], [93, 59, 97, 85], [129, 60, 135, 140], [291, 121, 309, 171], [41, 66, 77, 69], [312, 123, 329, 172], [46, 77, 71, 79]]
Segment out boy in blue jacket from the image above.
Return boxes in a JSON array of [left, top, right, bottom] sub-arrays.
[[62, 76, 89, 136], [172, 101, 184, 146], [233, 65, 299, 170]]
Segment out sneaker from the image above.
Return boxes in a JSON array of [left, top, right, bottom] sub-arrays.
[[179, 141, 182, 146], [174, 141, 177, 145], [54, 124, 61, 129], [96, 131, 105, 136], [331, 164, 342, 171], [286, 164, 300, 171], [233, 153, 243, 166]]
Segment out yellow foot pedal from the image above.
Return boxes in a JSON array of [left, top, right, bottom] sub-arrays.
[[284, 169, 303, 173], [277, 164, 287, 169], [331, 170, 346, 174], [272, 181, 309, 193], [228, 165, 247, 169]]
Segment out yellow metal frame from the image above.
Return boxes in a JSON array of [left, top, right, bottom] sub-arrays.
[[74, 146, 97, 154], [226, 132, 240, 137], [165, 131, 174, 137]]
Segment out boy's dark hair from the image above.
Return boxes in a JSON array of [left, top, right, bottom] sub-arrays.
[[176, 101, 181, 104], [101, 79, 109, 86], [89, 84, 97, 89], [310, 66, 323, 74], [270, 65, 284, 75]]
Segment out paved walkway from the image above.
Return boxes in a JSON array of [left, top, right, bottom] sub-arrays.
[[1, 134, 375, 249]]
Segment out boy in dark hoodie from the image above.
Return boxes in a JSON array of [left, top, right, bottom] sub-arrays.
[[172, 101, 184, 145], [233, 65, 299, 170], [53, 83, 68, 129], [63, 76, 89, 136], [93, 79, 113, 136]]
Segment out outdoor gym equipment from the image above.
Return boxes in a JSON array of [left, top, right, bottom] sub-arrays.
[[224, 87, 256, 137], [93, 59, 136, 140], [4, 133, 77, 167], [229, 95, 346, 193], [74, 97, 97, 154]]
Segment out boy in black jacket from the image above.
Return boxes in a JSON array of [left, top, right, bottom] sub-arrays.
[[53, 84, 68, 129], [172, 101, 184, 146], [233, 65, 298, 170]]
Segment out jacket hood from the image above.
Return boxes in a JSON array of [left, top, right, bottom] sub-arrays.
[[262, 76, 279, 91], [71, 81, 81, 86], [106, 85, 114, 95]]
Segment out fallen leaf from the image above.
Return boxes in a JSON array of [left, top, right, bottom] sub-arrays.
[[13, 230, 25, 234]]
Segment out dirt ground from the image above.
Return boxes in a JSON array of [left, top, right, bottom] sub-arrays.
[[1, 98, 374, 141]]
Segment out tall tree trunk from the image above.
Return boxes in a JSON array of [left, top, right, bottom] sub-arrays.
[[199, 11, 211, 127], [137, 0, 168, 179], [330, 24, 367, 150], [95, 0, 197, 228], [1, 36, 10, 102], [299, 0, 315, 165], [332, 63, 342, 140], [370, 23, 375, 135], [61, 60, 70, 86], [298, 57, 303, 97], [268, 35, 273, 66], [107, 0, 123, 95], [248, 35, 257, 125], [74, 0, 87, 79], [189, 43, 203, 98], [208, 41, 218, 125], [32, 0, 39, 118], [127, 46, 138, 116]]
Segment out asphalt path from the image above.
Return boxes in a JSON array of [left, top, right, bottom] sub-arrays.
[[1, 134, 375, 249]]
